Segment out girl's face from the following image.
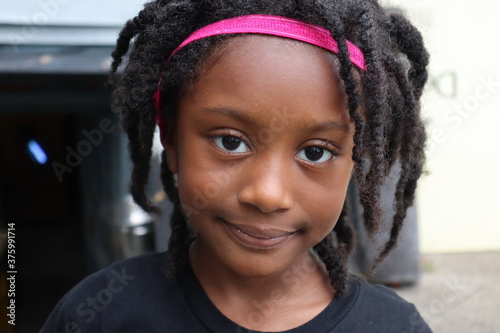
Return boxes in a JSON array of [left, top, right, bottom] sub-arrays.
[[166, 35, 355, 278]]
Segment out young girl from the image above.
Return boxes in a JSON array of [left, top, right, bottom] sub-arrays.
[[41, 0, 431, 332]]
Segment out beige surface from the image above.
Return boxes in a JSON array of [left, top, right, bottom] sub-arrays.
[[396, 252, 500, 333]]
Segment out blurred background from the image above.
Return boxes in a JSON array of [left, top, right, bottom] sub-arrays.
[[0, 0, 498, 332]]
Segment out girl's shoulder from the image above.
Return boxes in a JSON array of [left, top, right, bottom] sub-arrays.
[[335, 275, 431, 332], [63, 251, 174, 304], [39, 252, 187, 333]]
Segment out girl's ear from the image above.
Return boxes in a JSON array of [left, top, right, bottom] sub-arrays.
[[163, 126, 178, 173]]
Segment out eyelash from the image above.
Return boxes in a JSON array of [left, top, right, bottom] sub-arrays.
[[209, 128, 251, 154], [297, 141, 339, 165], [209, 128, 340, 164]]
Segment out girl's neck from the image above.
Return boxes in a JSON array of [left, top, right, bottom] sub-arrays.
[[189, 241, 335, 331]]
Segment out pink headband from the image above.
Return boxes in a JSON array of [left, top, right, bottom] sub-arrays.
[[155, 14, 366, 140]]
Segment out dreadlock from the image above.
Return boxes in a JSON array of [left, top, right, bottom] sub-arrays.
[[109, 0, 429, 296]]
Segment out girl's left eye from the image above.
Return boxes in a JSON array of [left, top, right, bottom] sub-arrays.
[[296, 146, 334, 164], [213, 135, 250, 153]]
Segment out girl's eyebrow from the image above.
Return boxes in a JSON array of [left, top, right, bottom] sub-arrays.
[[204, 106, 246, 120], [204, 106, 350, 132]]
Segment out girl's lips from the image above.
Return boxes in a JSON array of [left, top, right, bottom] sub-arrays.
[[220, 219, 297, 250]]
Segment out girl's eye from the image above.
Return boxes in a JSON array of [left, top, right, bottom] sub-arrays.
[[296, 146, 334, 164], [213, 135, 249, 153]]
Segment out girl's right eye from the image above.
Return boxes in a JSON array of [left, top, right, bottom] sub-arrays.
[[212, 135, 250, 153]]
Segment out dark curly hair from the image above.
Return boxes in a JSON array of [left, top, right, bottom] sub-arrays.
[[109, 0, 429, 296]]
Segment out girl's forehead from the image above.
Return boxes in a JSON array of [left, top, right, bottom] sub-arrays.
[[200, 35, 342, 79], [180, 35, 350, 126]]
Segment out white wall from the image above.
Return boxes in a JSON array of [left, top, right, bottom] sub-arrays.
[[382, 0, 500, 253]]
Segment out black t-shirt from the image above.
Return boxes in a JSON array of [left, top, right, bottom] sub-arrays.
[[40, 252, 431, 333]]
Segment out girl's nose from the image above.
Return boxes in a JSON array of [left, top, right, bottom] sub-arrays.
[[237, 156, 294, 213]]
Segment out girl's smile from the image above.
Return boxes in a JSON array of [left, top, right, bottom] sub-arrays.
[[221, 218, 298, 250], [165, 35, 355, 281]]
